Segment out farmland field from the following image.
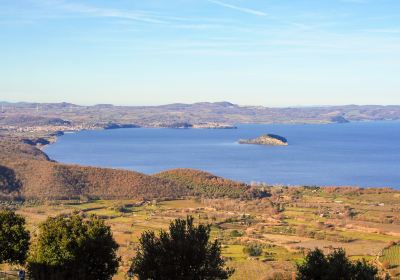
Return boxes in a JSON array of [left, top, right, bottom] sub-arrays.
[[3, 186, 399, 279], [380, 245, 400, 279]]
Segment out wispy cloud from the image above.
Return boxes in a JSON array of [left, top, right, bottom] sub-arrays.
[[207, 0, 267, 16], [32, 0, 168, 24], [30, 0, 246, 29], [64, 4, 165, 24]]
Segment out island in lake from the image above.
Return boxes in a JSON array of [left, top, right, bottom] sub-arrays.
[[239, 134, 288, 146]]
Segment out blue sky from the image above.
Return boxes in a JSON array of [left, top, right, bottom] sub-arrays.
[[0, 0, 399, 106]]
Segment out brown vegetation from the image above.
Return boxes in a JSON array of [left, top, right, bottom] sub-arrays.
[[1, 156, 190, 200], [0, 139, 189, 200], [0, 137, 49, 161], [0, 139, 263, 201]]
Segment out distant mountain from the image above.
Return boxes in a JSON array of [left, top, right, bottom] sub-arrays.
[[0, 101, 399, 131]]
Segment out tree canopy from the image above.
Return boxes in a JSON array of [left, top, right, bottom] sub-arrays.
[[27, 214, 119, 280], [0, 209, 30, 265], [129, 216, 234, 280], [296, 248, 379, 280]]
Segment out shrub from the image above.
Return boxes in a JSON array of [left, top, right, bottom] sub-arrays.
[[243, 244, 263, 257], [230, 230, 243, 237]]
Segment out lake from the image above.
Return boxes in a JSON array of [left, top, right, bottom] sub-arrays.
[[45, 122, 400, 188]]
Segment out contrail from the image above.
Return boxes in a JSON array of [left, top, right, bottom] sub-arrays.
[[207, 0, 267, 16]]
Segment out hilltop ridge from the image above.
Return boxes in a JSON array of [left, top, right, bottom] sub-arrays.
[[0, 139, 256, 200]]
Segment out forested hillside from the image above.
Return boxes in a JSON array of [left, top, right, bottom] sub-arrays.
[[0, 139, 258, 200], [154, 168, 263, 199], [0, 139, 189, 200]]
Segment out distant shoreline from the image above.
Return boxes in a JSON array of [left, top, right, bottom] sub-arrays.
[[44, 122, 398, 188]]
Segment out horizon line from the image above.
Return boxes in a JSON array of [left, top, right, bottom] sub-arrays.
[[0, 99, 399, 108]]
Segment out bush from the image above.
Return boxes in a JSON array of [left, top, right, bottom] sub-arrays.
[[0, 210, 30, 265], [28, 214, 119, 280], [230, 229, 243, 237], [243, 244, 263, 257], [111, 203, 131, 213], [129, 216, 234, 280]]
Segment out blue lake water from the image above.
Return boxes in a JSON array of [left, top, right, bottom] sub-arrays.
[[45, 122, 400, 188]]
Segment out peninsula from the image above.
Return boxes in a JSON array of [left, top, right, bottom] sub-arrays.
[[239, 134, 288, 146]]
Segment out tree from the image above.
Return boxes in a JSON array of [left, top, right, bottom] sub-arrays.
[[0, 210, 30, 265], [296, 248, 328, 280], [129, 216, 234, 280], [28, 214, 119, 280], [296, 248, 380, 280]]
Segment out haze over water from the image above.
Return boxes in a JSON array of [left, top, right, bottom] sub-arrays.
[[45, 122, 400, 188]]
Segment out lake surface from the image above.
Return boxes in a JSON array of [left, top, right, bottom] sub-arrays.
[[45, 122, 400, 188]]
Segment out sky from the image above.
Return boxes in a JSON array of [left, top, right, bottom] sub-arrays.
[[0, 0, 399, 106]]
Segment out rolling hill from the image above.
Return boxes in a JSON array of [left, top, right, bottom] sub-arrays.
[[0, 139, 189, 200], [0, 138, 257, 200]]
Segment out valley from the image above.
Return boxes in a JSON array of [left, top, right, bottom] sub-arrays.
[[8, 188, 400, 279]]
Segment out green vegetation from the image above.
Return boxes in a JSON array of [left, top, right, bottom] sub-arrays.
[[155, 168, 253, 198], [243, 244, 263, 257], [380, 244, 400, 267], [379, 243, 400, 278], [0, 210, 30, 265], [27, 214, 119, 280], [297, 248, 380, 280], [230, 230, 243, 237], [0, 192, 399, 279], [129, 216, 234, 280]]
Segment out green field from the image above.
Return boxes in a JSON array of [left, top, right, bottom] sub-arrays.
[[8, 187, 400, 280], [380, 245, 400, 279]]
